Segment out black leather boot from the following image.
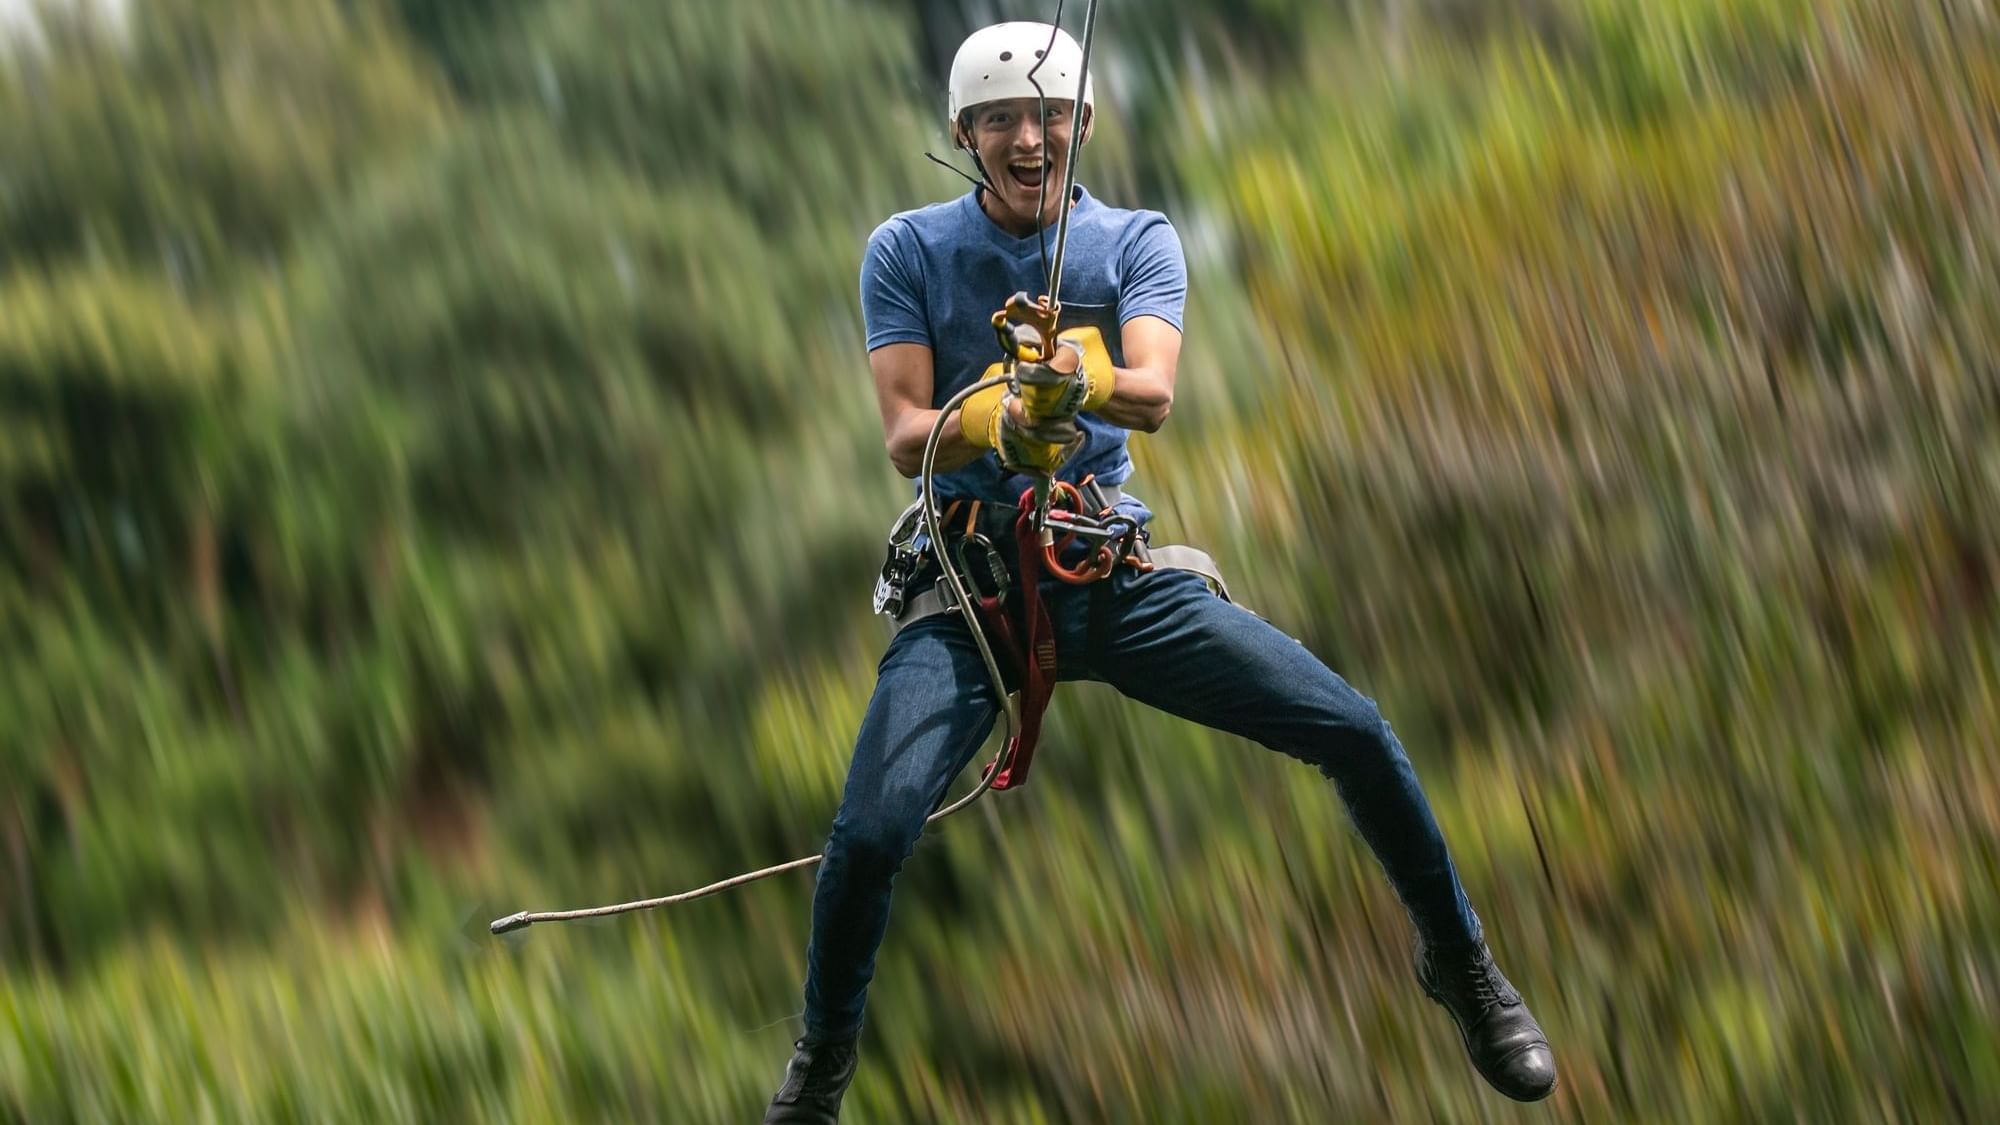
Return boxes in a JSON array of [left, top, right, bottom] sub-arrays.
[[1416, 940, 1558, 1102], [762, 1035, 859, 1124]]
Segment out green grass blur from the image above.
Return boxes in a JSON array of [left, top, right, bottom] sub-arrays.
[[3, 0, 1996, 1120]]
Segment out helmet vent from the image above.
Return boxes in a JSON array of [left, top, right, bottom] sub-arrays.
[[1035, 50, 1045, 58], [999, 51, 1013, 61]]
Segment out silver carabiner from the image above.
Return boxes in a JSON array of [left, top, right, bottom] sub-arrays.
[[955, 532, 1011, 607]]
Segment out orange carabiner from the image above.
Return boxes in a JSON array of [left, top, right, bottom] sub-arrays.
[[1036, 480, 1115, 584], [1045, 541, 1115, 584]]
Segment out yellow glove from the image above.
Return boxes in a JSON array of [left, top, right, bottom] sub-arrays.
[[1015, 326, 1116, 421], [959, 362, 1011, 450]]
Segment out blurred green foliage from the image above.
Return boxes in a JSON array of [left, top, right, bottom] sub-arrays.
[[3, 0, 1997, 1121]]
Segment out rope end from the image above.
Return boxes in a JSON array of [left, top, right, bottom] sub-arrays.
[[490, 911, 533, 935]]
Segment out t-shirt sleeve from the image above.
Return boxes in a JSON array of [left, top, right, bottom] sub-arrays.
[[1117, 215, 1187, 332], [860, 219, 931, 351]]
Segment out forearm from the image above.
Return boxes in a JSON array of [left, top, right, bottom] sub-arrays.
[[1091, 364, 1174, 433], [887, 407, 983, 478]]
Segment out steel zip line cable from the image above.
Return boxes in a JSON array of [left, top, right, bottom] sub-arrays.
[[1044, 0, 1098, 307]]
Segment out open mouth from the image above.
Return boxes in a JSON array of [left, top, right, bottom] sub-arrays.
[[1007, 158, 1047, 191]]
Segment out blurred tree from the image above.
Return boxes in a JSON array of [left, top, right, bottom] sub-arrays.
[[0, 268, 260, 963], [4, 2, 1999, 1120], [457, 0, 936, 235], [0, 0, 447, 289]]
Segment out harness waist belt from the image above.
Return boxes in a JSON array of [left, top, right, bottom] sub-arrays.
[[889, 542, 1233, 635]]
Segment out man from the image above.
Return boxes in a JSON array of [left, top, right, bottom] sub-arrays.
[[763, 22, 1557, 1123]]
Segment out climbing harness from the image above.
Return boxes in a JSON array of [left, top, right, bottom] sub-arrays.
[[494, 0, 1201, 936], [882, 487, 1234, 636], [877, 474, 1233, 790]]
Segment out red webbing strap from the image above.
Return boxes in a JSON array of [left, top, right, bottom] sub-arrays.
[[986, 504, 1060, 790], [974, 591, 1023, 693]]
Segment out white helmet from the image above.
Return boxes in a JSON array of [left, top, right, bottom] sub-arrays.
[[947, 22, 1095, 137]]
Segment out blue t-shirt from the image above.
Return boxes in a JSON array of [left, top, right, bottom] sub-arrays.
[[860, 185, 1186, 521]]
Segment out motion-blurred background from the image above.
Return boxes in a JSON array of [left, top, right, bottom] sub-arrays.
[[3, 0, 1996, 1120]]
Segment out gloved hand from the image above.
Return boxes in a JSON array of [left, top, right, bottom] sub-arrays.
[[994, 399, 1082, 475], [1014, 326, 1116, 422], [959, 362, 1011, 448], [961, 364, 1082, 475]]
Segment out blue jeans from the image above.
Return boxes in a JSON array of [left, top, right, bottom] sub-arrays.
[[800, 559, 1482, 1041]]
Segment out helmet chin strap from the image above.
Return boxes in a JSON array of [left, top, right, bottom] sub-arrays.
[[958, 126, 1003, 202], [923, 145, 996, 195]]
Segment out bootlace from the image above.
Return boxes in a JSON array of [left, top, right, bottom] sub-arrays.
[[1460, 957, 1505, 1009], [1426, 945, 1516, 1012]]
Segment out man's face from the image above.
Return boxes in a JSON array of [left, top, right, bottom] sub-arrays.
[[959, 97, 1087, 230]]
